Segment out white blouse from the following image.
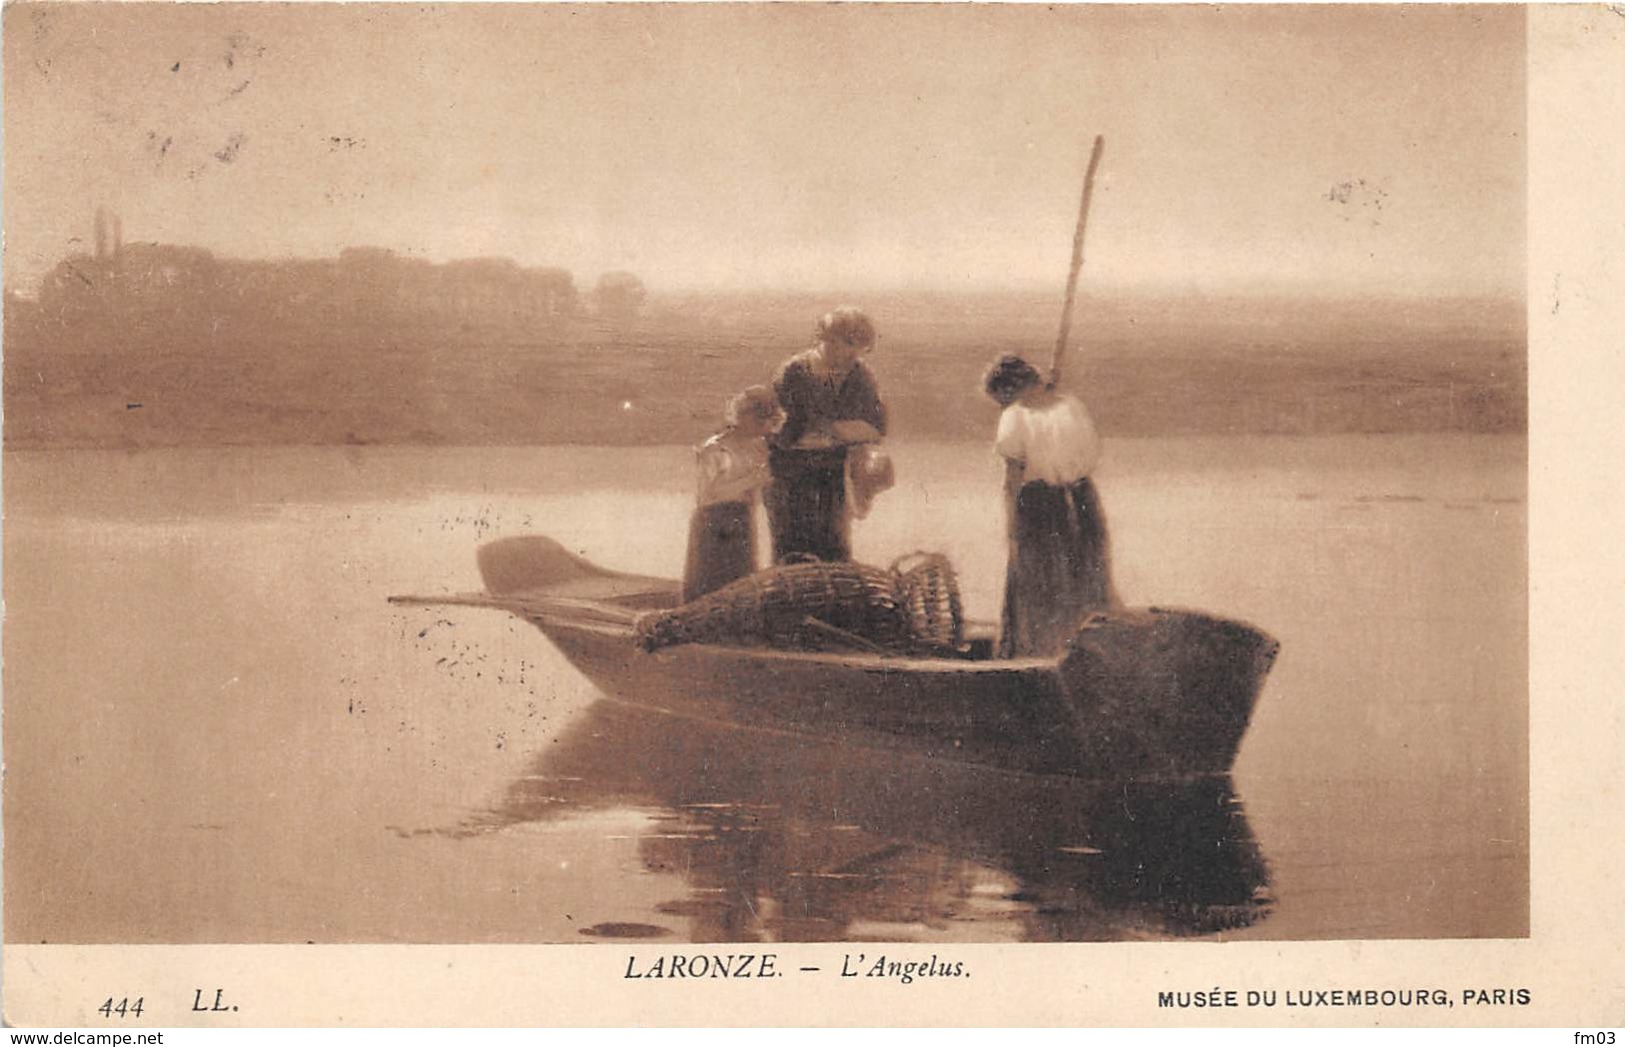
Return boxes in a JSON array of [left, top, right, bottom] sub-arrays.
[[695, 431, 771, 507], [994, 394, 1101, 486]]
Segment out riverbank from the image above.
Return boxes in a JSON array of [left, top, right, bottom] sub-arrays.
[[3, 290, 1524, 450]]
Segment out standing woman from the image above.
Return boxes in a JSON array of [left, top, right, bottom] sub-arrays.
[[984, 354, 1116, 658], [765, 306, 887, 564], [681, 386, 784, 603]]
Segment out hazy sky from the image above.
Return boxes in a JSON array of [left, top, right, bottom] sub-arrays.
[[4, 4, 1525, 297]]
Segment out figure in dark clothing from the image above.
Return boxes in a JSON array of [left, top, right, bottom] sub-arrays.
[[765, 306, 887, 564]]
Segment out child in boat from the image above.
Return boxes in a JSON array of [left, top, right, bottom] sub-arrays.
[[682, 385, 785, 603], [984, 354, 1117, 657]]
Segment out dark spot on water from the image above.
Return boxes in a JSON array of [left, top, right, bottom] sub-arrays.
[[214, 132, 246, 163], [655, 898, 737, 917], [386, 824, 440, 839], [578, 922, 672, 939], [171, 61, 181, 73], [126, 403, 142, 410]]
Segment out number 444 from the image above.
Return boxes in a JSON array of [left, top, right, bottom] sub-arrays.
[[98, 997, 144, 1018]]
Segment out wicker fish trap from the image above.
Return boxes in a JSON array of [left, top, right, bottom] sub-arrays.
[[634, 556, 964, 656], [891, 552, 965, 655]]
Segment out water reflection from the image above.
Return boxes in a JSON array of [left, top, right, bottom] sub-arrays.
[[479, 700, 1272, 942]]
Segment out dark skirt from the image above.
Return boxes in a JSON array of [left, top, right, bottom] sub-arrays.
[[999, 476, 1115, 659], [682, 500, 756, 603], [764, 448, 851, 564]]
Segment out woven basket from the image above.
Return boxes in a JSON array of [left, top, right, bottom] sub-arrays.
[[635, 555, 965, 657], [891, 552, 965, 655]]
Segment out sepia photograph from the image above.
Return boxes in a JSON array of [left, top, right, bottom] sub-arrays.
[[2, 0, 1611, 1029]]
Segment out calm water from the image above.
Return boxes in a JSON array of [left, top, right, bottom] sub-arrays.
[[2, 435, 1526, 943]]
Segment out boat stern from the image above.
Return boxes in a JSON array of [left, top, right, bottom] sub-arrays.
[[1056, 608, 1279, 778]]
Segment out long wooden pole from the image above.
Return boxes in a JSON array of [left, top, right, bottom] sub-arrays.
[[1049, 135, 1106, 388]]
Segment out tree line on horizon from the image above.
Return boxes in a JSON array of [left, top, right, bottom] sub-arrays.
[[0, 223, 1526, 449], [5, 237, 649, 344]]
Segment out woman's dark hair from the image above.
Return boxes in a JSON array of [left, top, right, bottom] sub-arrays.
[[983, 354, 1043, 402]]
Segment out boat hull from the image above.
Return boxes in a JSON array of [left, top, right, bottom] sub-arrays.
[[517, 605, 1274, 780], [467, 535, 1279, 780], [526, 614, 1095, 774]]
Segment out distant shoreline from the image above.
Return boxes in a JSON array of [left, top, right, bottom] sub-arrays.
[[4, 287, 1525, 450], [1, 430, 1530, 456]]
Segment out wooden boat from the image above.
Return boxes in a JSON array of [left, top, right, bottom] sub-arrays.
[[394, 535, 1279, 780]]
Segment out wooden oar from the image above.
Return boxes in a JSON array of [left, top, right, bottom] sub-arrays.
[[529, 595, 642, 626], [388, 592, 530, 612], [799, 616, 889, 655], [1049, 135, 1106, 389], [388, 592, 641, 626]]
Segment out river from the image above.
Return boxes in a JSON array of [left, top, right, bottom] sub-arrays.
[[2, 434, 1526, 943]]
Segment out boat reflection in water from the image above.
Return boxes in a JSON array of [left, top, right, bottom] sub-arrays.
[[477, 699, 1273, 942]]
